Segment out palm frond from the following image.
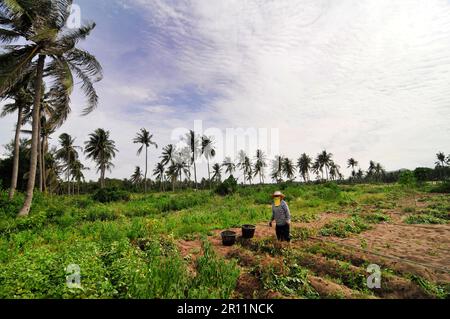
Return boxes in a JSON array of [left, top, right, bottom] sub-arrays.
[[0, 27, 21, 43], [46, 57, 73, 125], [67, 58, 99, 115], [0, 45, 38, 95]]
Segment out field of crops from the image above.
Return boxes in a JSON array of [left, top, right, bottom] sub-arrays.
[[0, 183, 448, 299]]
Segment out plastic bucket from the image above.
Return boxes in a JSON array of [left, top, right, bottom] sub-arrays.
[[241, 224, 256, 239], [221, 230, 237, 246]]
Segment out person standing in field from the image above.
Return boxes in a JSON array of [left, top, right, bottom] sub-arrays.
[[269, 191, 291, 242]]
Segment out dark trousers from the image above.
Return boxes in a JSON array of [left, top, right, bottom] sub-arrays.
[[275, 224, 290, 242]]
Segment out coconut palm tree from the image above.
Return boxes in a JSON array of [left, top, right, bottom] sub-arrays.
[[297, 153, 312, 182], [329, 161, 341, 181], [70, 159, 88, 195], [130, 166, 143, 190], [238, 154, 253, 185], [133, 128, 157, 193], [1, 78, 34, 199], [367, 161, 376, 181], [356, 168, 364, 181], [44, 146, 62, 194], [201, 136, 215, 187], [315, 150, 333, 181], [184, 130, 200, 189], [282, 157, 295, 181], [0, 0, 103, 216], [253, 149, 267, 184], [212, 163, 222, 182], [55, 133, 80, 195], [435, 152, 447, 167], [347, 158, 358, 180], [236, 150, 248, 184], [84, 129, 118, 188], [152, 162, 165, 192], [222, 157, 236, 178], [271, 155, 284, 183], [374, 163, 385, 183], [165, 164, 178, 192]]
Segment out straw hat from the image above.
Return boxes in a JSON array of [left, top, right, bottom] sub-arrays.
[[272, 191, 285, 198]]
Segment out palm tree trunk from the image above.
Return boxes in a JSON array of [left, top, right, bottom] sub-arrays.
[[9, 105, 23, 200], [207, 158, 211, 189], [67, 154, 70, 195], [193, 158, 198, 190], [144, 146, 148, 193], [100, 166, 105, 188], [42, 135, 47, 193], [18, 55, 46, 217], [37, 115, 43, 192]]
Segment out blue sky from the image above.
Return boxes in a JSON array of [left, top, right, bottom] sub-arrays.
[[1, 0, 450, 181]]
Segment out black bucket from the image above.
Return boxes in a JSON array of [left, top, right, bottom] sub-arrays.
[[242, 224, 256, 239], [221, 230, 237, 246]]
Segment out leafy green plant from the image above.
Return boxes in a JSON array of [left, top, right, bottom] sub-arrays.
[[214, 175, 238, 196], [92, 187, 130, 203], [404, 214, 447, 225], [320, 216, 371, 238]]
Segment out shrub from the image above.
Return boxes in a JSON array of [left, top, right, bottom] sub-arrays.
[[398, 170, 417, 188], [214, 175, 238, 196], [188, 241, 240, 298], [429, 181, 450, 194], [92, 187, 130, 203], [0, 191, 23, 218]]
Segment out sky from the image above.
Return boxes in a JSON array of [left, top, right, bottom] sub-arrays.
[[1, 0, 450, 182]]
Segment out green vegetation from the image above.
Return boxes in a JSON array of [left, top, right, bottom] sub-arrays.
[[320, 216, 371, 238], [0, 178, 448, 298]]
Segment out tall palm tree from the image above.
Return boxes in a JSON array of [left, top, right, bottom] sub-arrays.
[[130, 166, 143, 190], [201, 136, 215, 187], [236, 150, 248, 184], [329, 161, 341, 181], [55, 133, 80, 195], [222, 157, 236, 178], [271, 155, 284, 183], [316, 150, 333, 181], [165, 164, 178, 192], [435, 152, 447, 167], [185, 130, 200, 189], [84, 129, 118, 188], [253, 149, 267, 184], [1, 79, 33, 199], [282, 157, 295, 181], [356, 168, 364, 181], [152, 162, 165, 192], [367, 161, 376, 181], [297, 153, 312, 182], [212, 163, 222, 182], [0, 0, 102, 216], [70, 159, 87, 195], [237, 151, 254, 185], [347, 158, 358, 180], [374, 163, 385, 183], [133, 128, 157, 193]]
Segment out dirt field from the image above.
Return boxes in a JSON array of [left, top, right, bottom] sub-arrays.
[[177, 193, 450, 299]]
